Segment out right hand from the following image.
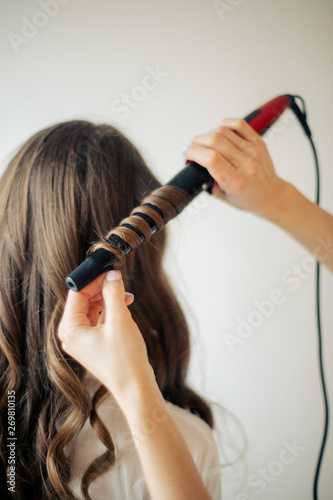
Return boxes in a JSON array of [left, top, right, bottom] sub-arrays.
[[57, 270, 157, 407], [184, 118, 289, 219]]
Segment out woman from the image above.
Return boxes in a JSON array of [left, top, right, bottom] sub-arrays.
[[56, 116, 333, 500], [58, 116, 333, 500], [1, 115, 331, 499], [0, 121, 220, 499]]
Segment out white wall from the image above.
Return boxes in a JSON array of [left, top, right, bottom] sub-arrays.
[[1, 0, 332, 498]]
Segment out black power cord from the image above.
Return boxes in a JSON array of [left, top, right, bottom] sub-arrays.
[[291, 95, 329, 500]]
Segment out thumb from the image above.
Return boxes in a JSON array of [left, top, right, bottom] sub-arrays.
[[103, 270, 131, 324]]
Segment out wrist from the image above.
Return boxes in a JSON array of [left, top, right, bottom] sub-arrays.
[[119, 381, 168, 434], [259, 179, 297, 225], [108, 366, 163, 417]]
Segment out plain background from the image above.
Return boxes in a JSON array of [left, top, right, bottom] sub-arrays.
[[1, 0, 332, 498]]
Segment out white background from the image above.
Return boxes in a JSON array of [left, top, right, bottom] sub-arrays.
[[1, 0, 332, 498]]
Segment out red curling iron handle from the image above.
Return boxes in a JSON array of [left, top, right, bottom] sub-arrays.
[[243, 94, 293, 134]]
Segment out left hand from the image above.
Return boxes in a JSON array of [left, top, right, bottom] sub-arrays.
[[57, 270, 156, 406]]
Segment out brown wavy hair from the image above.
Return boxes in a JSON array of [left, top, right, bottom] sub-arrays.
[[0, 121, 214, 499]]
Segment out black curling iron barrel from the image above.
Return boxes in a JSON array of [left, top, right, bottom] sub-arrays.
[[66, 94, 304, 292]]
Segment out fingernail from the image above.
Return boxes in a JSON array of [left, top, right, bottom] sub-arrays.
[[221, 118, 236, 126], [125, 292, 134, 297], [106, 270, 120, 281]]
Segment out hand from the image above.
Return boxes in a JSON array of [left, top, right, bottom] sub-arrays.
[[184, 118, 289, 219], [58, 270, 156, 407], [59, 272, 213, 500]]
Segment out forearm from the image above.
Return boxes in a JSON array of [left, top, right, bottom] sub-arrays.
[[117, 378, 211, 500], [264, 181, 333, 272]]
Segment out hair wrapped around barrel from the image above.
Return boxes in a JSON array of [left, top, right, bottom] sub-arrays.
[[90, 185, 191, 260]]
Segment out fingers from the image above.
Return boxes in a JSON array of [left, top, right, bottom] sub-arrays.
[[60, 289, 91, 333], [87, 301, 104, 327], [186, 126, 241, 170], [58, 271, 134, 344], [103, 270, 133, 327], [191, 124, 248, 155], [212, 183, 227, 201], [184, 125, 243, 187], [188, 138, 240, 171], [96, 290, 134, 326], [186, 120, 264, 166], [80, 273, 105, 300], [220, 118, 265, 145], [125, 293, 135, 307], [184, 118, 269, 194], [186, 141, 237, 185]]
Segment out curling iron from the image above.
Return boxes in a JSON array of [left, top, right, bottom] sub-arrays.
[[66, 94, 311, 292]]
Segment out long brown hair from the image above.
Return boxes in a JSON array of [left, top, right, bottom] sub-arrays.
[[0, 121, 213, 499]]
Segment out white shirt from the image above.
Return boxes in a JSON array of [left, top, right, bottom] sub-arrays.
[[66, 372, 222, 499]]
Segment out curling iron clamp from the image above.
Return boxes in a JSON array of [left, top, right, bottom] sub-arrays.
[[66, 94, 311, 292]]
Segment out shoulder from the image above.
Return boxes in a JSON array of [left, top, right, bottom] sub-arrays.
[[166, 402, 222, 500]]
